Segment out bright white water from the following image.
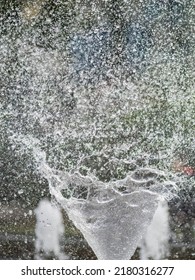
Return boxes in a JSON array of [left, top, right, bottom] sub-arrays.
[[34, 199, 67, 259], [140, 200, 170, 260]]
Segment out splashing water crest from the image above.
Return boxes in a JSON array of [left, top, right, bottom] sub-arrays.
[[13, 135, 176, 259]]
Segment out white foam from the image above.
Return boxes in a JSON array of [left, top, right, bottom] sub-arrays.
[[140, 200, 169, 260], [34, 199, 67, 259]]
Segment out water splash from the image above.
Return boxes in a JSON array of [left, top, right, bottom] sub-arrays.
[[140, 200, 170, 260], [34, 199, 67, 259], [15, 135, 176, 259], [1, 0, 194, 259]]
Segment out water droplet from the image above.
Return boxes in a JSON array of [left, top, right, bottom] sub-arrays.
[[18, 189, 24, 195]]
